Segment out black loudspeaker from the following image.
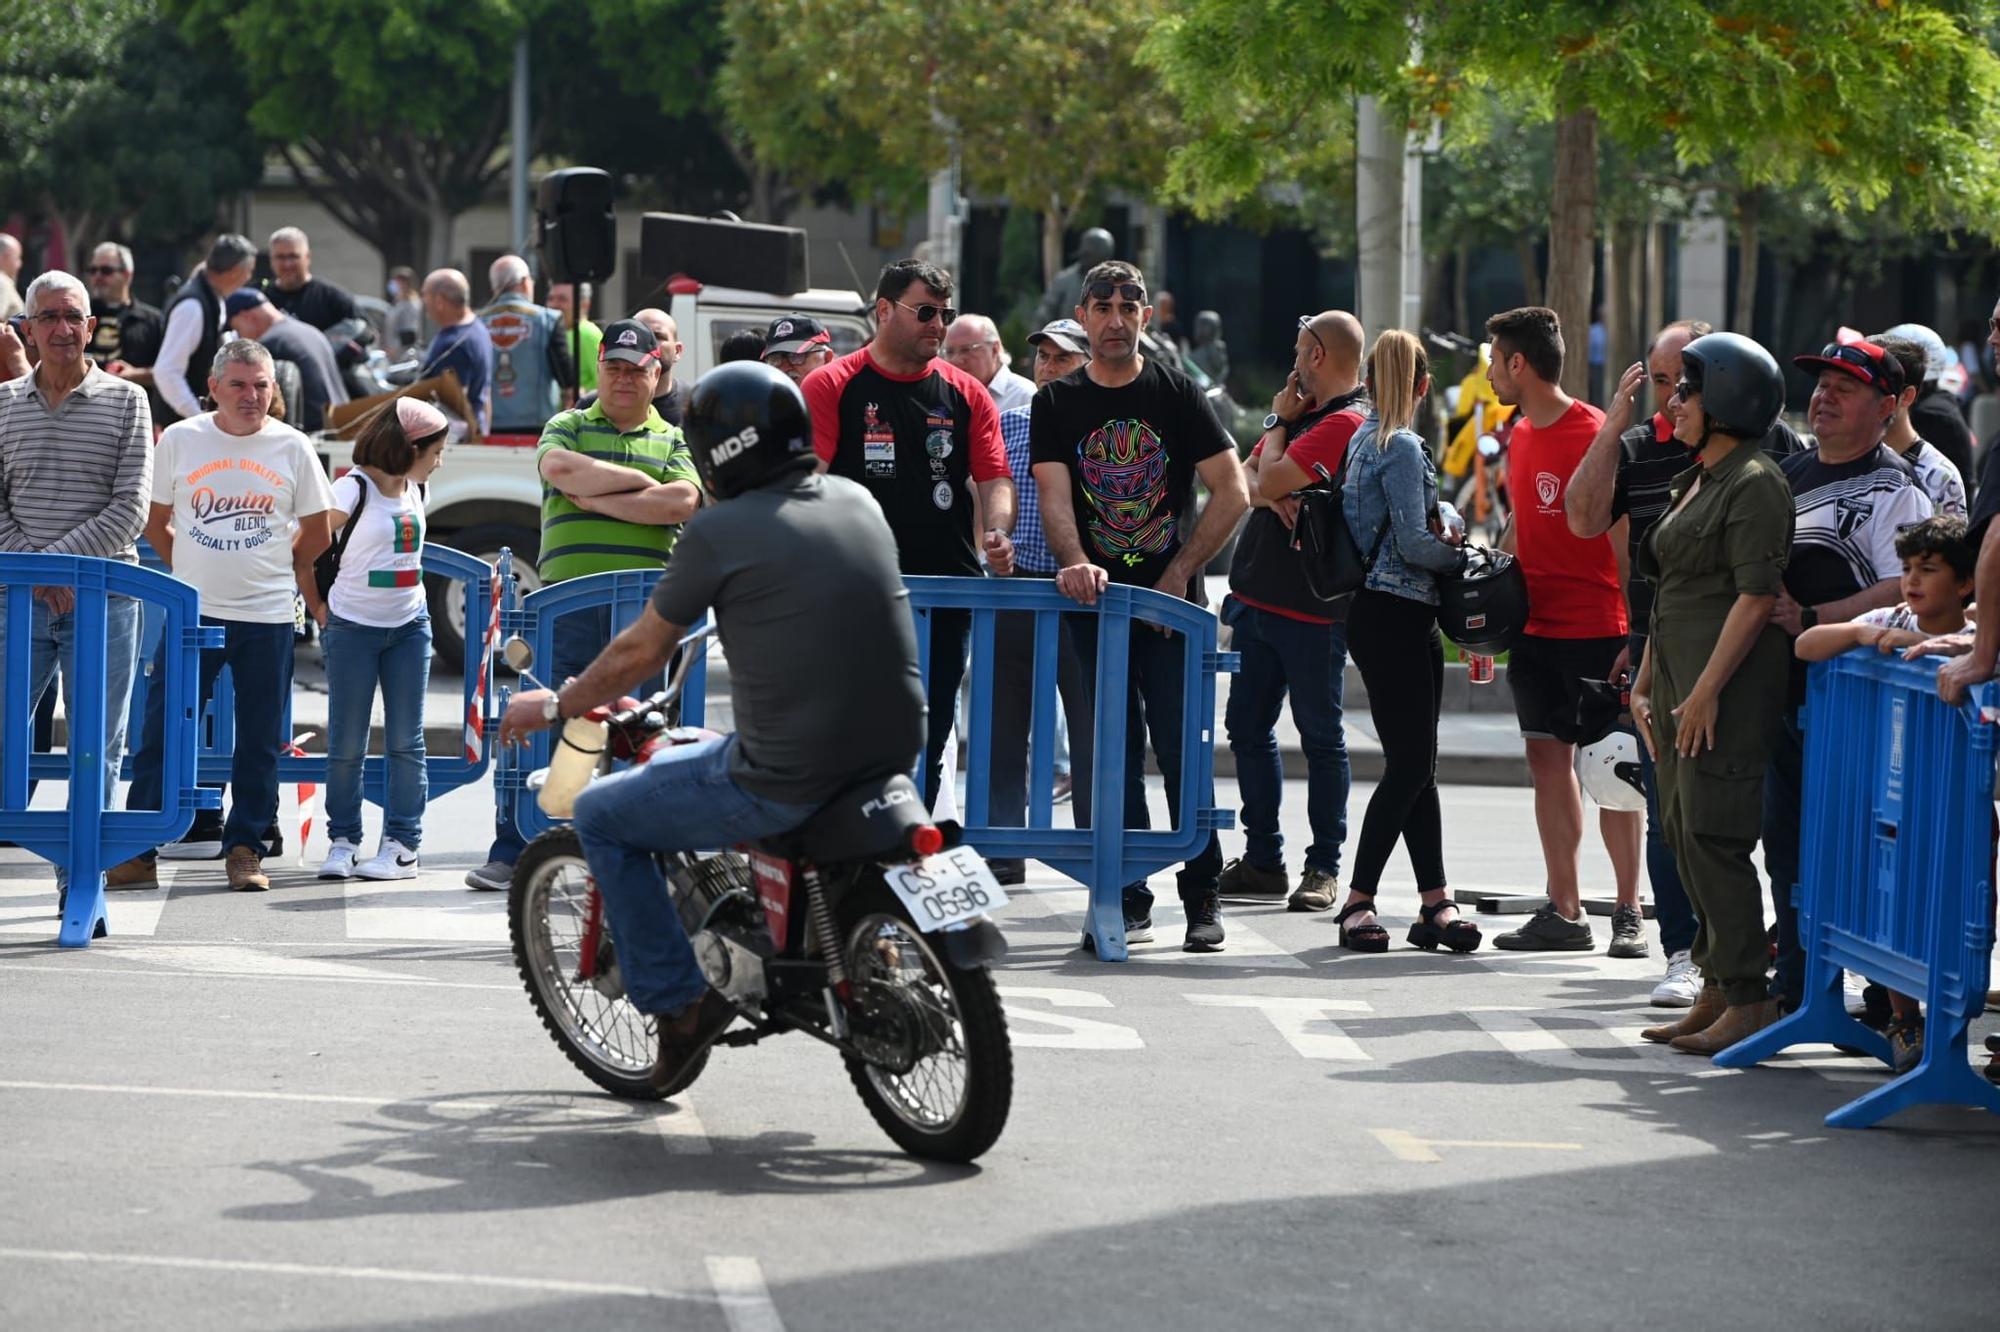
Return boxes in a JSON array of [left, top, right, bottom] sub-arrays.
[[537, 168, 617, 284], [640, 213, 808, 296]]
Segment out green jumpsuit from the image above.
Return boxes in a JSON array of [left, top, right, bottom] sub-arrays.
[[1638, 443, 1794, 1006]]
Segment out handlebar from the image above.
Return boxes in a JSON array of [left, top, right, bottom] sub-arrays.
[[606, 625, 716, 730]]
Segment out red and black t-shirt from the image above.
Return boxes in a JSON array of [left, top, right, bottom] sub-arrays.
[[804, 347, 1007, 576]]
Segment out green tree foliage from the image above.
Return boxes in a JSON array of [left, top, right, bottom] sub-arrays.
[[0, 1, 261, 256], [716, 0, 1177, 281]]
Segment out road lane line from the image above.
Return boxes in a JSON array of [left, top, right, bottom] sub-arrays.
[[654, 1101, 713, 1154], [1184, 994, 1373, 1059], [1370, 1129, 1584, 1163], [0, 1079, 642, 1121], [0, 960, 518, 991], [707, 1255, 786, 1332], [0, 1244, 679, 1299]]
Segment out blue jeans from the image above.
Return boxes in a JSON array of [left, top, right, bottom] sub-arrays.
[[0, 594, 142, 887], [1631, 634, 1698, 957], [573, 735, 817, 1014], [1220, 597, 1349, 875], [488, 604, 624, 865], [128, 616, 294, 857], [1070, 614, 1225, 916], [323, 611, 432, 849], [1761, 706, 1806, 1008]]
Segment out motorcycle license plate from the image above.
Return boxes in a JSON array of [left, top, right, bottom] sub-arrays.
[[884, 848, 1009, 932]]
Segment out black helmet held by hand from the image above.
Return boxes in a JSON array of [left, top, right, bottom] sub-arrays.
[[1680, 332, 1784, 441], [684, 361, 816, 500], [1436, 544, 1529, 656]]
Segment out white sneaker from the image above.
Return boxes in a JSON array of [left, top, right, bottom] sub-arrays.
[[1843, 970, 1869, 1017], [317, 840, 361, 880], [354, 838, 421, 881], [1650, 950, 1703, 1008]]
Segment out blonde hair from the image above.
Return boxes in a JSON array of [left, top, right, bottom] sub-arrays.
[[1365, 330, 1429, 438]]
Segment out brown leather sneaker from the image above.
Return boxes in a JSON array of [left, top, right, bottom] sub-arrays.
[[651, 990, 735, 1090], [1671, 998, 1782, 1055], [225, 846, 270, 893], [104, 855, 159, 891], [1642, 983, 1725, 1044]]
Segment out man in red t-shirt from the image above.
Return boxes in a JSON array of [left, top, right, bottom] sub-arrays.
[[802, 258, 1015, 804], [1483, 306, 1644, 953], [1217, 310, 1369, 912]]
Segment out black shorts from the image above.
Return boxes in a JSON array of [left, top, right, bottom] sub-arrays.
[[1508, 633, 1626, 743]]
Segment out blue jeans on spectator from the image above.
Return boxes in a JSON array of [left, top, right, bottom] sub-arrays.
[[0, 594, 141, 888], [1761, 706, 1807, 1009], [1220, 596, 1349, 876], [989, 584, 1095, 831], [1630, 633, 1698, 958], [323, 611, 432, 849], [488, 603, 622, 866], [128, 616, 293, 858], [573, 734, 817, 1014], [1070, 614, 1225, 917]]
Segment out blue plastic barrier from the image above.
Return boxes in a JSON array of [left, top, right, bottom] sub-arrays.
[[490, 564, 1236, 963], [122, 544, 500, 804], [0, 555, 221, 946], [1714, 652, 2000, 1127]]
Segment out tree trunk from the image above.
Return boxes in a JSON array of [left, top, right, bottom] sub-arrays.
[[1041, 205, 1069, 289], [424, 196, 454, 273], [1732, 190, 1761, 336], [1603, 224, 1626, 402], [1513, 234, 1543, 307], [1453, 240, 1471, 336], [1544, 107, 1599, 400], [1644, 217, 1666, 338]]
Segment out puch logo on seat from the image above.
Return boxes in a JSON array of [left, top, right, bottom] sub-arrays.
[[861, 788, 915, 817], [710, 425, 760, 465]]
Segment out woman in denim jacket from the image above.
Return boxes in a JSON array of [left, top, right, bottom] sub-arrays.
[[1334, 330, 1479, 953]]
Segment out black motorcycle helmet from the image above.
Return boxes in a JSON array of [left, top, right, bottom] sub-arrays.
[[1435, 545, 1529, 656], [1679, 332, 1784, 443], [683, 361, 816, 500]]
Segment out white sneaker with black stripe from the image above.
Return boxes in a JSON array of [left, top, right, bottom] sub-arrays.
[[317, 840, 361, 880], [354, 838, 421, 881]]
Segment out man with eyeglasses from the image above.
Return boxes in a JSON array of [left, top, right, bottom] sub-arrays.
[[1031, 260, 1249, 952], [803, 258, 1015, 808], [83, 243, 164, 393], [156, 233, 257, 423], [943, 313, 1035, 413], [0, 271, 155, 912], [761, 313, 834, 385], [1762, 335, 1932, 1015]]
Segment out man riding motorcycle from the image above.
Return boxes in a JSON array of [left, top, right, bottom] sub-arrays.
[[498, 361, 927, 1087]]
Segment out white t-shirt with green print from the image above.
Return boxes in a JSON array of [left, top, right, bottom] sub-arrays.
[[328, 469, 427, 628]]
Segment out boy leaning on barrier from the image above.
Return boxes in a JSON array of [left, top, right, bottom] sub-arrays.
[[1795, 514, 1975, 1073]]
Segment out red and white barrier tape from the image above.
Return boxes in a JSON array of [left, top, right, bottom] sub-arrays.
[[465, 570, 503, 761], [286, 731, 318, 866]]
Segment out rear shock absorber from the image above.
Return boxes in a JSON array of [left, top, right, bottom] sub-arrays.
[[802, 867, 850, 1037]]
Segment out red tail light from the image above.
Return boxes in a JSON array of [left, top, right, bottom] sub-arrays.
[[910, 824, 944, 857]]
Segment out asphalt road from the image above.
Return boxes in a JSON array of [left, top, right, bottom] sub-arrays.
[[3, 775, 1997, 1331]]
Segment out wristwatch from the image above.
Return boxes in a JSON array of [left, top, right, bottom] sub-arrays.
[[1800, 606, 1820, 631], [542, 693, 563, 724], [1262, 412, 1286, 433]]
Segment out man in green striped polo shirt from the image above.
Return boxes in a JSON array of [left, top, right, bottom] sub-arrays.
[[466, 317, 702, 890]]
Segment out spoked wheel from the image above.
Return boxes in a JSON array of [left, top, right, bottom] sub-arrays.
[[509, 828, 706, 1100], [839, 884, 1011, 1163]]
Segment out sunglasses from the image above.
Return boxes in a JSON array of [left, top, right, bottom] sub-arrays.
[[1085, 281, 1146, 304], [893, 299, 956, 325], [1672, 379, 1700, 400], [1297, 315, 1326, 357], [1814, 342, 1900, 391], [84, 265, 124, 276]]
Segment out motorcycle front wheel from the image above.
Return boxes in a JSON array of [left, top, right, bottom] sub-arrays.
[[509, 828, 707, 1100], [838, 882, 1012, 1163]]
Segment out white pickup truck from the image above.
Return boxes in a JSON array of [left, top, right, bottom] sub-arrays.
[[319, 281, 871, 670]]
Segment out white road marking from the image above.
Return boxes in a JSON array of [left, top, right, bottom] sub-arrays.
[[343, 874, 510, 942], [1464, 1006, 1645, 1068], [1012, 888, 1306, 967], [0, 1079, 640, 1121], [0, 960, 518, 992], [654, 1101, 713, 1154], [997, 986, 1145, 1050], [707, 1255, 786, 1332], [0, 875, 167, 938], [1370, 1128, 1584, 1164], [0, 1244, 677, 1299], [110, 943, 434, 983], [1184, 993, 1374, 1060]]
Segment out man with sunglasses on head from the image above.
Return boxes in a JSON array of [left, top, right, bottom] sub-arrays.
[[803, 259, 1015, 807], [1761, 335, 1931, 1014], [1031, 261, 1249, 952]]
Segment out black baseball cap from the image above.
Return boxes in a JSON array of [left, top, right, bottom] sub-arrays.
[[224, 288, 270, 317], [599, 318, 661, 366], [763, 314, 831, 357]]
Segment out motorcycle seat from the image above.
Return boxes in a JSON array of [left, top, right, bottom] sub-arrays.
[[760, 771, 930, 864]]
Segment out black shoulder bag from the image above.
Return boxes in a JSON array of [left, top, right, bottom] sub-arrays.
[[312, 480, 369, 601], [1291, 447, 1388, 603]]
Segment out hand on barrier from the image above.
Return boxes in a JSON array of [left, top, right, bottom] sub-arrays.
[[1056, 562, 1108, 606]]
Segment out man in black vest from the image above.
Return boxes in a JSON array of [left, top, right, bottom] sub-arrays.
[[1222, 310, 1369, 912], [155, 233, 256, 423]]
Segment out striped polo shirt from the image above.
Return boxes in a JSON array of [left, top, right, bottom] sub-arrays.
[[535, 400, 701, 582], [0, 365, 155, 565]]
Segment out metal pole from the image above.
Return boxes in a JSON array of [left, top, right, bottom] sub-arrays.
[[1354, 96, 1407, 342], [510, 38, 531, 253]]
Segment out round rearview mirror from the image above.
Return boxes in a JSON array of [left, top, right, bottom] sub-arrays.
[[502, 636, 535, 672]]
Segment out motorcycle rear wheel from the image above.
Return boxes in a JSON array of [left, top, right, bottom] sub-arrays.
[[509, 828, 707, 1100], [839, 883, 1012, 1163]]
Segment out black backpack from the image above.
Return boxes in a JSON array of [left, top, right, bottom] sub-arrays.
[[312, 480, 368, 601], [1292, 450, 1386, 603]]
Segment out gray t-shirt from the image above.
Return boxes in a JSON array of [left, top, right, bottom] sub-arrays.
[[258, 317, 349, 432], [650, 470, 927, 803]]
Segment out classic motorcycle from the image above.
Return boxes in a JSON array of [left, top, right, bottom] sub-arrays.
[[503, 633, 1015, 1164]]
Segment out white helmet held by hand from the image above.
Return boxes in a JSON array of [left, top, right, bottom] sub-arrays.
[[1575, 731, 1646, 812]]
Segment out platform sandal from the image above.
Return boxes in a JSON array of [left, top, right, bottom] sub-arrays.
[[1407, 899, 1482, 953], [1333, 899, 1390, 953]]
